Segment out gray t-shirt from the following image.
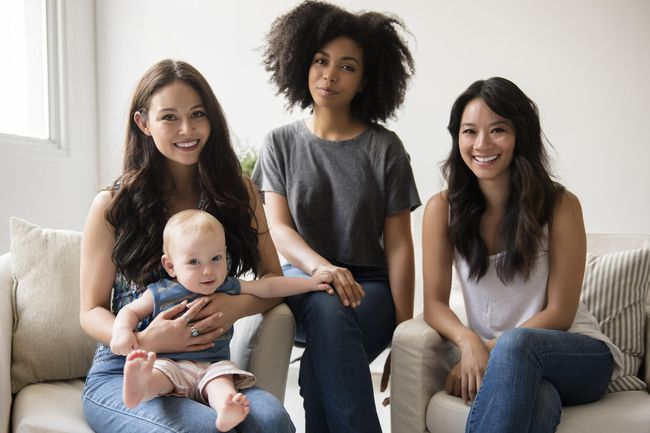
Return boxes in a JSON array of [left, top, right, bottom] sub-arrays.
[[252, 119, 421, 268]]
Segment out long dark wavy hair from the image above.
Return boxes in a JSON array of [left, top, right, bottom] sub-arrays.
[[105, 59, 259, 288], [443, 77, 564, 282], [263, 0, 414, 124]]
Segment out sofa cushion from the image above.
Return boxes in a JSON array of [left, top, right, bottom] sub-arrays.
[[581, 247, 650, 392], [12, 380, 93, 433], [9, 217, 96, 394], [426, 389, 650, 433]]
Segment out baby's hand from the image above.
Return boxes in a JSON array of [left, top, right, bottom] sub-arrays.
[[110, 330, 139, 356], [311, 271, 334, 295]]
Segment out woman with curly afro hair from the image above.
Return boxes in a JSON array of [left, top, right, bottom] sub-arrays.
[[252, 2, 420, 432]]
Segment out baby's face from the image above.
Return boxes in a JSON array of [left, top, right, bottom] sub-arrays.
[[168, 229, 228, 295]]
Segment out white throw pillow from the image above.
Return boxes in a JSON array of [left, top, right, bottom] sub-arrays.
[[10, 217, 96, 393], [581, 247, 650, 392]]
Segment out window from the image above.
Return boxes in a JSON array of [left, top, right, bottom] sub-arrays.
[[0, 0, 62, 149]]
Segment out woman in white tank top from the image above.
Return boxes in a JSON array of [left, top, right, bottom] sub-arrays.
[[421, 77, 621, 433]]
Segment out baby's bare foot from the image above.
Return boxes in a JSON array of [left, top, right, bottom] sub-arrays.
[[123, 350, 157, 408], [216, 392, 250, 432]]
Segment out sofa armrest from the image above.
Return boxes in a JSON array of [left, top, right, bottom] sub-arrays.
[[0, 253, 13, 433], [390, 314, 460, 433], [230, 302, 295, 403]]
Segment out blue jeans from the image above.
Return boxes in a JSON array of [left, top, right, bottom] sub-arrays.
[[466, 328, 614, 433], [283, 263, 395, 433], [82, 345, 295, 433]]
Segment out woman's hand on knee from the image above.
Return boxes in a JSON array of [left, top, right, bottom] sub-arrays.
[[445, 336, 489, 404], [313, 263, 365, 307], [445, 360, 483, 405], [444, 362, 464, 400]]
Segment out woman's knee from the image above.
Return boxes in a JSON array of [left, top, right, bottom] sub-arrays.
[[83, 381, 218, 433], [490, 328, 546, 367], [494, 327, 542, 353], [243, 388, 295, 433], [300, 291, 356, 326]]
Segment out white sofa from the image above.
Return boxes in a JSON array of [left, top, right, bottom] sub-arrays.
[[0, 248, 296, 433], [391, 234, 650, 433]]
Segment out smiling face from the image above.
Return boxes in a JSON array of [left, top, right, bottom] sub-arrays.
[[308, 36, 365, 112], [161, 225, 228, 296], [134, 80, 211, 169], [459, 98, 516, 186]]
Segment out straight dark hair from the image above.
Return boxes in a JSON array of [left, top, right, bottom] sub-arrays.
[[443, 77, 564, 282], [105, 59, 259, 288]]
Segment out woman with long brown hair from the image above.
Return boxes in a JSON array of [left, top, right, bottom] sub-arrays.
[[79, 59, 294, 433]]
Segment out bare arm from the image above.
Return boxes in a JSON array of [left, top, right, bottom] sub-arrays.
[[422, 193, 489, 403], [79, 191, 120, 345], [379, 209, 416, 393], [264, 191, 364, 307], [239, 272, 333, 298], [110, 291, 155, 355], [519, 191, 586, 330], [422, 193, 481, 345], [263, 192, 326, 275], [384, 210, 415, 326]]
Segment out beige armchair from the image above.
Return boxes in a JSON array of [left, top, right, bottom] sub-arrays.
[[391, 234, 650, 433], [0, 221, 296, 433]]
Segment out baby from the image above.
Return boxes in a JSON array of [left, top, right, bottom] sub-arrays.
[[110, 209, 332, 431]]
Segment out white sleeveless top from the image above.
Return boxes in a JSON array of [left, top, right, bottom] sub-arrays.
[[454, 231, 623, 378]]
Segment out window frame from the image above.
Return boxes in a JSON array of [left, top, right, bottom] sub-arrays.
[[0, 0, 67, 155]]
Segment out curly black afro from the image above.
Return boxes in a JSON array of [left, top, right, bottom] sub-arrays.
[[263, 0, 415, 124]]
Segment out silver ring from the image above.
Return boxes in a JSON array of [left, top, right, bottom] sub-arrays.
[[191, 326, 200, 337]]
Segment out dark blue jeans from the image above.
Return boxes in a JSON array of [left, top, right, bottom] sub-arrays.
[[283, 263, 395, 433], [82, 344, 295, 433], [466, 328, 614, 433]]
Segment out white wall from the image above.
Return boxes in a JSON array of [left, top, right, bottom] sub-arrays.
[[0, 0, 98, 253], [95, 0, 650, 314]]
